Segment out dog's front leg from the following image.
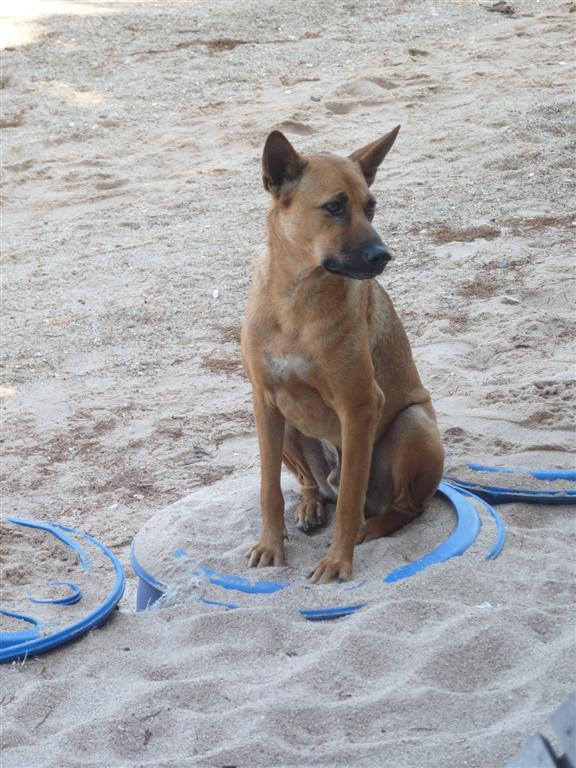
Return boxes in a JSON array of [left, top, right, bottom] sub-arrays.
[[310, 387, 384, 583], [247, 388, 287, 568]]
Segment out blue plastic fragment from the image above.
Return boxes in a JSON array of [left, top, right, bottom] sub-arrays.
[[445, 477, 576, 505], [299, 604, 365, 621], [0, 610, 41, 649], [202, 598, 239, 610], [467, 463, 576, 482], [174, 551, 290, 593], [383, 482, 482, 584], [135, 577, 164, 612], [28, 582, 82, 606], [445, 464, 576, 505], [448, 484, 506, 560], [0, 519, 125, 663], [198, 565, 289, 595], [130, 541, 290, 611], [530, 469, 576, 482], [6, 517, 92, 571]]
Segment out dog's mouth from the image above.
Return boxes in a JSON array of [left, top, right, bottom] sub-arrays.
[[322, 257, 384, 281]]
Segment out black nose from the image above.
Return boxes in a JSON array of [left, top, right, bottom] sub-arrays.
[[362, 242, 391, 271]]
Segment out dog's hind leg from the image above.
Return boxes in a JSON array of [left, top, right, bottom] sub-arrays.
[[283, 424, 339, 532], [358, 404, 444, 542]]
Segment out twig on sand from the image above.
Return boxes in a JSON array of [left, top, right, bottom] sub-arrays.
[[33, 705, 54, 730]]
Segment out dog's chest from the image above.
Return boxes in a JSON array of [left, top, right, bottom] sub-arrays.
[[262, 353, 341, 443], [264, 354, 313, 385]]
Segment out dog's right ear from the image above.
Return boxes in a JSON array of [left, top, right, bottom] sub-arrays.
[[349, 125, 400, 187], [262, 131, 305, 197]]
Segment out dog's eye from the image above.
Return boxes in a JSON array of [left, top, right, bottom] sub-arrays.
[[366, 201, 376, 220], [322, 201, 345, 217]]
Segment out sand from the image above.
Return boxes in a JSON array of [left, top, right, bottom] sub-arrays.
[[1, 0, 575, 766]]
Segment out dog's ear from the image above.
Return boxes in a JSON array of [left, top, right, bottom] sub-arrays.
[[349, 125, 400, 187], [262, 131, 305, 197]]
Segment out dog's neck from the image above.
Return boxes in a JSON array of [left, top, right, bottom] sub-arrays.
[[265, 214, 365, 321]]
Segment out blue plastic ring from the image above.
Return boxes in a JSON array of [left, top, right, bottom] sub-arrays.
[[1, 519, 125, 663]]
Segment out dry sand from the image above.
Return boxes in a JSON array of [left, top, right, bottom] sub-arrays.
[[1, 1, 575, 766]]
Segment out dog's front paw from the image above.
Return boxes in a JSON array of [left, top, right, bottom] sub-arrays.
[[246, 536, 286, 568], [308, 552, 352, 584], [295, 496, 327, 533]]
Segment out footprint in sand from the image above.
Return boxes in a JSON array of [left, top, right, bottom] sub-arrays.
[[323, 77, 396, 115], [277, 119, 315, 136], [4, 159, 35, 172], [324, 100, 357, 115], [418, 626, 528, 693], [0, 111, 26, 128], [335, 78, 395, 99], [408, 48, 430, 58], [403, 72, 432, 82], [94, 178, 128, 191]]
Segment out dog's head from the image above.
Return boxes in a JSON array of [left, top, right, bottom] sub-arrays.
[[262, 126, 400, 280]]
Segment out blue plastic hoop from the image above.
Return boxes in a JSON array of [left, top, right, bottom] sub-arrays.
[[0, 519, 125, 663]]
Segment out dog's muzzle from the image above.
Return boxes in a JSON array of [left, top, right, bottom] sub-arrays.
[[322, 243, 391, 280]]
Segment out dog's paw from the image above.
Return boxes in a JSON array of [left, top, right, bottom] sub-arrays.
[[246, 537, 286, 568], [308, 553, 352, 584], [295, 497, 327, 533]]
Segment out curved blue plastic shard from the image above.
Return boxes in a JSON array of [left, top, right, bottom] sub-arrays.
[[201, 598, 239, 610], [468, 463, 576, 482], [445, 476, 576, 505], [171, 550, 290, 594], [299, 604, 365, 621], [6, 517, 92, 571], [130, 540, 165, 589], [28, 582, 82, 606], [130, 541, 166, 611], [0, 610, 41, 649], [198, 565, 290, 595], [448, 485, 506, 560], [446, 464, 576, 505], [1, 519, 125, 663], [135, 578, 163, 612], [530, 469, 576, 482], [130, 541, 290, 611], [383, 482, 481, 584]]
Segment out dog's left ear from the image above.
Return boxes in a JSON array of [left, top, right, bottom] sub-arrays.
[[262, 131, 306, 197], [349, 125, 400, 187]]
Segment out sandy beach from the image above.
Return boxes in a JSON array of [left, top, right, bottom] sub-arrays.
[[1, 1, 575, 766]]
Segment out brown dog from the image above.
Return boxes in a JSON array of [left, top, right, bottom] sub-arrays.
[[241, 127, 444, 583]]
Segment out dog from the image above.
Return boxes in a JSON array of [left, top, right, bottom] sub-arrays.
[[240, 127, 444, 583]]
